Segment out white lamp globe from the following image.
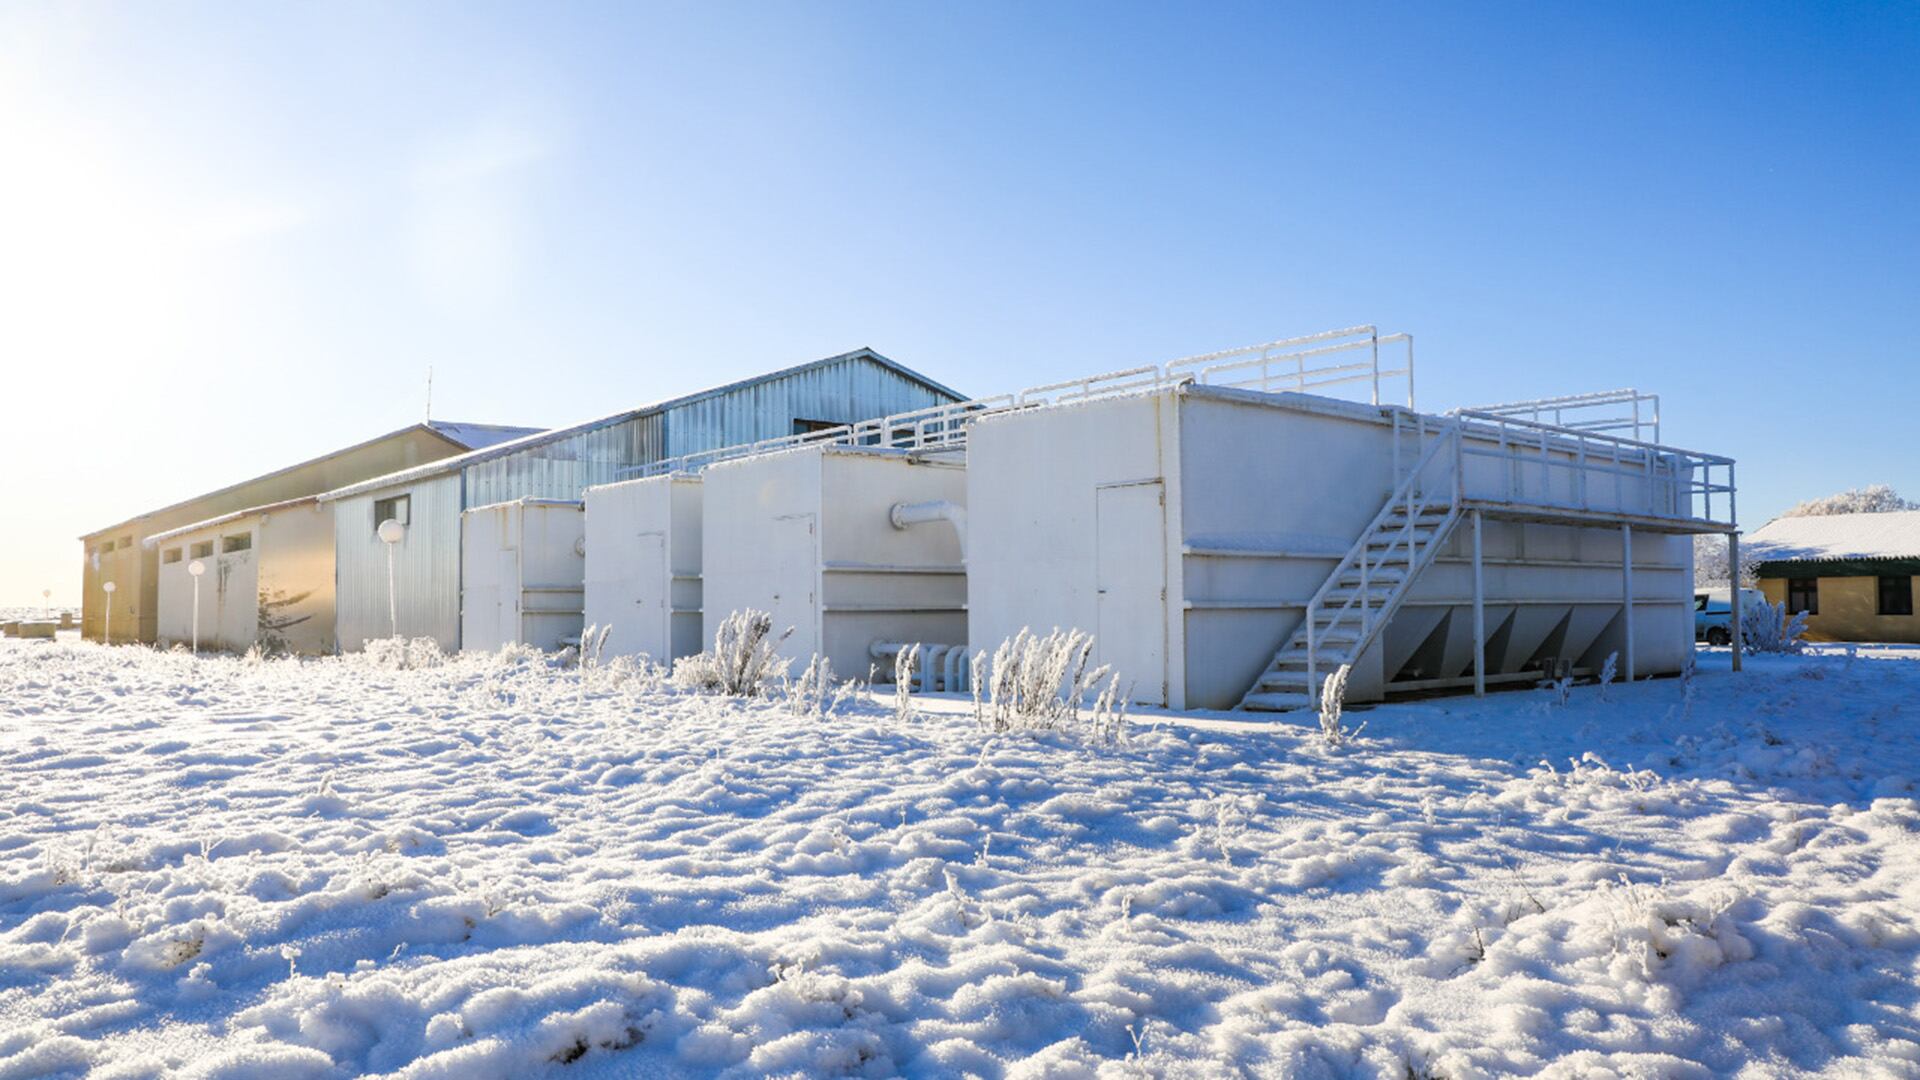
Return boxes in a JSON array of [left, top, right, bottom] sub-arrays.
[[103, 581, 117, 594], [188, 559, 206, 578], [378, 519, 405, 545]]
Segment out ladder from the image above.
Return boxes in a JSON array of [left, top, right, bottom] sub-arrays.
[[1239, 419, 1464, 712]]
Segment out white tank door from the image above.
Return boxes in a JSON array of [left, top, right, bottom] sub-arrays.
[[1095, 480, 1168, 705]]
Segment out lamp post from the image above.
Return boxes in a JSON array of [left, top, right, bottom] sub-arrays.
[[377, 519, 405, 639], [102, 581, 116, 644], [41, 589, 50, 619], [188, 559, 206, 653]]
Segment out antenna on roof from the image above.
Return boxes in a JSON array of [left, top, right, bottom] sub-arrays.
[[425, 366, 433, 422]]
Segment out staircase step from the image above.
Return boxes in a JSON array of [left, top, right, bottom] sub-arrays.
[[1242, 691, 1314, 712], [1366, 531, 1435, 548], [1272, 650, 1352, 666], [1325, 586, 1395, 602]]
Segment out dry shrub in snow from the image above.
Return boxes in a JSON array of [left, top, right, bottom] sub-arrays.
[[362, 636, 448, 670], [893, 644, 919, 723], [1740, 600, 1808, 654], [1319, 664, 1363, 748], [671, 610, 791, 696], [784, 656, 856, 718], [972, 628, 1129, 740]]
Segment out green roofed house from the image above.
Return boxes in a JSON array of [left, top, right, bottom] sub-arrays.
[[1747, 510, 1920, 643]]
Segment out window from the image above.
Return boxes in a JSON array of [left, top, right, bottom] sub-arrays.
[[373, 494, 411, 532], [1879, 575, 1913, 617], [1694, 594, 1708, 612], [119, 536, 132, 549], [163, 548, 183, 564], [222, 533, 251, 554], [792, 418, 843, 436], [1786, 578, 1819, 615], [190, 541, 214, 559]]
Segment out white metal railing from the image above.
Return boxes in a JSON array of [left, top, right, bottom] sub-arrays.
[[1451, 410, 1736, 528], [1459, 388, 1660, 443], [628, 325, 1414, 478], [1171, 326, 1414, 406]]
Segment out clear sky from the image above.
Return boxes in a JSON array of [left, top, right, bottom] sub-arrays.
[[2, 1, 1916, 605]]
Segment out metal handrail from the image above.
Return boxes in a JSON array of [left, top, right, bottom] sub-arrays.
[[1301, 420, 1463, 705], [1457, 388, 1661, 443], [627, 325, 1415, 479], [1450, 410, 1735, 525]]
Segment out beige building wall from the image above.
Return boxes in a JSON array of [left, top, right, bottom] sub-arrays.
[[1759, 574, 1920, 644], [82, 427, 473, 644]]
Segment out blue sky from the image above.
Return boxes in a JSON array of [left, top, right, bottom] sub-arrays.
[[2, 1, 1916, 604]]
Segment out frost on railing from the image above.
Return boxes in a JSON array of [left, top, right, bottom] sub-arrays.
[[1449, 411, 1736, 528], [630, 325, 1415, 479], [1460, 388, 1660, 444]]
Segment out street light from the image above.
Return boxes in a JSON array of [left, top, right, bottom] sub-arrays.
[[188, 559, 206, 653], [102, 581, 116, 644], [377, 518, 405, 639], [41, 589, 50, 619]]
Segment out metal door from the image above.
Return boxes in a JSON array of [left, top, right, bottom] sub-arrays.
[[1095, 481, 1168, 705], [767, 513, 818, 662], [628, 532, 667, 659]]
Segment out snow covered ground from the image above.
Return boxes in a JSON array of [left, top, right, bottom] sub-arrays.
[[2, 638, 1918, 1079]]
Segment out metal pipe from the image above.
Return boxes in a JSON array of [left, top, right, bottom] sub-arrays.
[[1622, 524, 1636, 683], [1471, 510, 1485, 697], [889, 500, 967, 560], [1729, 532, 1743, 674]]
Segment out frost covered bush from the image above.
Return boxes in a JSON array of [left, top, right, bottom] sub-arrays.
[[784, 656, 855, 718], [1318, 664, 1363, 748], [362, 636, 448, 670], [1740, 600, 1808, 654], [971, 628, 1129, 740], [671, 610, 791, 696], [892, 645, 919, 722], [1783, 483, 1915, 517]]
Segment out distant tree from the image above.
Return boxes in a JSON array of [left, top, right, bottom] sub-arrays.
[[1781, 484, 1916, 518], [1693, 534, 1758, 587]]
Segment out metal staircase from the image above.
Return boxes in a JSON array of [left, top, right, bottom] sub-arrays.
[[1239, 418, 1465, 712]]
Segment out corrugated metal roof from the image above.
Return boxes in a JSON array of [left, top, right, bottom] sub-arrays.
[[426, 421, 548, 449], [318, 348, 962, 502], [1747, 511, 1920, 562], [142, 496, 322, 547], [81, 420, 538, 539]]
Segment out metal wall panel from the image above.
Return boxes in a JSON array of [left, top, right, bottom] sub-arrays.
[[663, 357, 956, 458], [334, 474, 464, 652], [463, 414, 663, 507]]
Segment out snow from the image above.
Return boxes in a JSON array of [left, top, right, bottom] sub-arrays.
[[422, 422, 549, 452], [1747, 509, 1920, 562], [3, 639, 1919, 1077]]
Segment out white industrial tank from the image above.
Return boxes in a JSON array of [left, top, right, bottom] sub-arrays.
[[582, 474, 703, 664], [460, 499, 586, 652], [967, 384, 1707, 710], [701, 445, 966, 683]]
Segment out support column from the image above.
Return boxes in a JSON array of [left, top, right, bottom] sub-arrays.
[[1471, 510, 1486, 697], [1622, 523, 1636, 682], [1729, 531, 1743, 673]]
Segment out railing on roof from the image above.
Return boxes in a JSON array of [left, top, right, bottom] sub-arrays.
[[626, 326, 1413, 479], [1459, 388, 1660, 444], [1170, 325, 1414, 406], [1451, 409, 1735, 529]]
